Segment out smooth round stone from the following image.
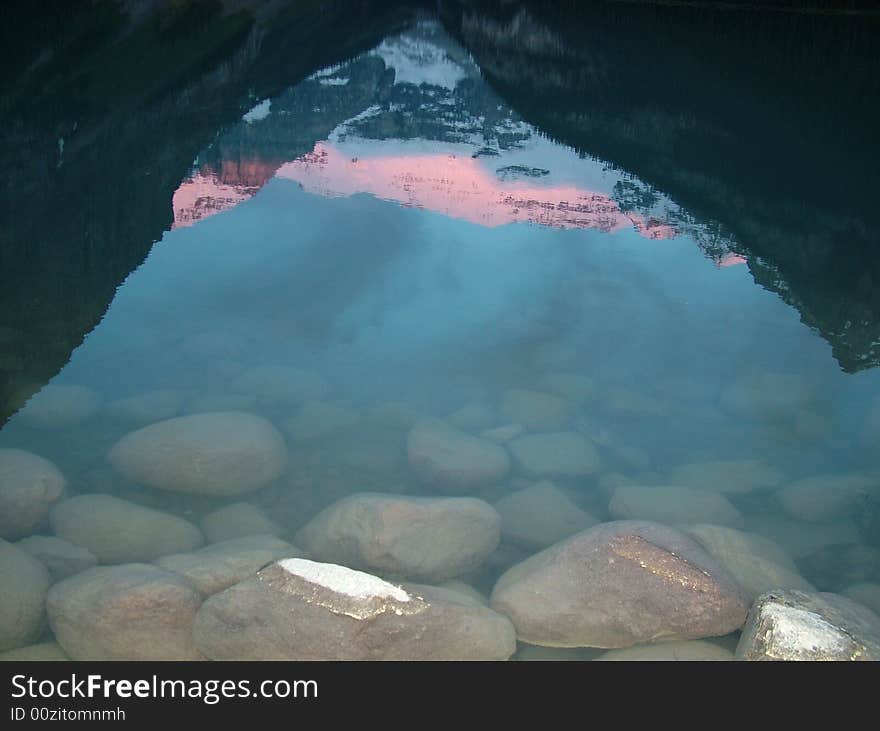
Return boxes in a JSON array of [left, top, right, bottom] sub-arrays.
[[682, 524, 813, 600], [200, 502, 282, 544], [407, 420, 510, 490], [740, 514, 862, 559], [595, 640, 734, 661], [16, 535, 98, 582], [0, 540, 51, 651], [0, 448, 66, 539], [156, 535, 301, 595], [736, 589, 880, 661], [285, 401, 359, 440], [232, 365, 330, 404], [0, 642, 69, 661], [446, 402, 497, 431], [105, 389, 188, 424], [609, 485, 742, 526], [17, 384, 102, 429], [500, 389, 570, 430], [193, 559, 516, 660], [776, 473, 877, 523], [508, 432, 600, 478], [108, 411, 288, 496], [47, 564, 204, 660], [668, 459, 784, 495], [295, 493, 501, 582], [494, 481, 597, 550], [490, 521, 749, 649], [50, 495, 204, 564], [437, 580, 488, 605]]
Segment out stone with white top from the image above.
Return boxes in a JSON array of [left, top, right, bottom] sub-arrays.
[[193, 558, 516, 660]]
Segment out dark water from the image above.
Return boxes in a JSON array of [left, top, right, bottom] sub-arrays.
[[1, 1, 879, 660]]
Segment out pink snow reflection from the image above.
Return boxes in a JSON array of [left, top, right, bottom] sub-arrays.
[[276, 143, 676, 238], [718, 253, 747, 267]]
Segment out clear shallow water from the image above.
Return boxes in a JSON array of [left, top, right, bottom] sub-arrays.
[[2, 11, 880, 660]]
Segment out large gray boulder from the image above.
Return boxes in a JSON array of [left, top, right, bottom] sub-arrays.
[[47, 564, 204, 660], [494, 481, 597, 550], [16, 535, 98, 582], [508, 431, 600, 478], [736, 590, 880, 661], [490, 521, 749, 648], [156, 535, 301, 595], [50, 495, 204, 563], [407, 420, 510, 490], [0, 540, 51, 651], [108, 411, 288, 496], [295, 493, 500, 582], [0, 448, 66, 539], [609, 485, 741, 526], [193, 558, 517, 660]]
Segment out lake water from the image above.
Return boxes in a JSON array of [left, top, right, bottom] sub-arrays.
[[1, 3, 879, 661]]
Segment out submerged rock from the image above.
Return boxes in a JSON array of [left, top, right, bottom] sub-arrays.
[[736, 590, 880, 661], [16, 535, 98, 582], [200, 502, 282, 544], [595, 640, 734, 661], [776, 473, 877, 523], [490, 520, 749, 648], [194, 558, 516, 660], [17, 384, 101, 429], [285, 401, 360, 440], [0, 448, 66, 540], [500, 388, 570, 430], [538, 372, 594, 404], [842, 583, 880, 615], [494, 481, 597, 550], [796, 543, 880, 591], [50, 495, 204, 563], [609, 485, 741, 526], [668, 459, 784, 495], [47, 564, 204, 660], [295, 493, 501, 582], [233, 365, 330, 405], [108, 411, 288, 496], [719, 371, 814, 422], [0, 540, 51, 651], [480, 423, 526, 444], [446, 401, 497, 431], [508, 431, 600, 478], [156, 535, 300, 595], [407, 420, 510, 490], [682, 523, 813, 600], [741, 514, 863, 559], [0, 642, 69, 661]]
